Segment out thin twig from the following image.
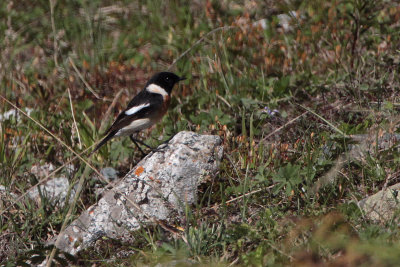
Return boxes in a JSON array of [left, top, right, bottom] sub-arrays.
[[228, 257, 239, 267], [69, 57, 101, 99], [99, 89, 124, 134], [225, 154, 241, 183], [210, 185, 274, 211], [216, 94, 232, 108], [226, 188, 263, 204], [297, 104, 348, 137], [262, 111, 308, 141], [49, 0, 58, 68], [68, 88, 82, 149], [167, 26, 237, 70]]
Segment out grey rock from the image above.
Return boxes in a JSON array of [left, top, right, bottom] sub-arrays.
[[252, 19, 267, 29], [100, 167, 119, 182], [344, 133, 400, 223], [93, 167, 120, 197], [359, 183, 400, 223], [28, 163, 77, 207], [52, 131, 223, 255], [313, 132, 400, 193], [65, 164, 76, 175], [0, 108, 33, 122], [31, 163, 56, 178], [28, 177, 76, 207], [252, 11, 303, 32]]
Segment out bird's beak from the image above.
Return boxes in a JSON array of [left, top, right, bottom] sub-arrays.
[[179, 76, 186, 81]]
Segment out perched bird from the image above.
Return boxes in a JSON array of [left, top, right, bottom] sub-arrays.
[[91, 72, 185, 155]]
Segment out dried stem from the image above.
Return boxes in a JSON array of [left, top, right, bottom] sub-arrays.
[[49, 0, 58, 68]]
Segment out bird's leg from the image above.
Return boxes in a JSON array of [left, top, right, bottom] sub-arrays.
[[132, 138, 156, 150], [129, 135, 147, 156], [129, 135, 171, 154]]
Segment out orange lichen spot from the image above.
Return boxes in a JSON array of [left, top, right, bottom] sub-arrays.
[[135, 166, 144, 176], [68, 235, 74, 242]]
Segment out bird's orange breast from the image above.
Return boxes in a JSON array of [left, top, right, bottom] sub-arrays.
[[153, 95, 170, 122]]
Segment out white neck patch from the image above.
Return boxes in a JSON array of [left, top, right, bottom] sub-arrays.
[[146, 83, 168, 98]]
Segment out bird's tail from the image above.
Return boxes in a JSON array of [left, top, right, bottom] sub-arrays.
[[90, 131, 116, 156]]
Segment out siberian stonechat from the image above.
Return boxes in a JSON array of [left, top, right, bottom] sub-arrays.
[[91, 72, 185, 154]]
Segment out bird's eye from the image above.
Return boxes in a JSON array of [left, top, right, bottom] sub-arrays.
[[165, 77, 169, 81]]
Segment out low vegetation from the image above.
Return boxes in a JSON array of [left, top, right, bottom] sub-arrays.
[[1, 0, 400, 265]]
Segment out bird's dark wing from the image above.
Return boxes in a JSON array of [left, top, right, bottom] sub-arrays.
[[126, 89, 151, 108], [104, 91, 163, 135], [92, 92, 162, 154]]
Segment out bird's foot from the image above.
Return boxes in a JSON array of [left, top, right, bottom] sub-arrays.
[[149, 144, 168, 154], [129, 135, 147, 157], [130, 135, 171, 157]]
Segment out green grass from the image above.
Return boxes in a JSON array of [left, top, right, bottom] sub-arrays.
[[1, 0, 400, 265]]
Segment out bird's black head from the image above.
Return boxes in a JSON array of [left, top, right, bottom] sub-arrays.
[[147, 72, 185, 93]]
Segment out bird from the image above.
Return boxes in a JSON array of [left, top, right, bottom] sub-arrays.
[[91, 71, 185, 155]]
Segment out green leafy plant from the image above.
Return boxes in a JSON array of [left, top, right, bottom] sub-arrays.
[[273, 163, 303, 196]]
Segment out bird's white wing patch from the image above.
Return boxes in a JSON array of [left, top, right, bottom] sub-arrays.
[[146, 83, 168, 98], [125, 103, 150, 115]]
